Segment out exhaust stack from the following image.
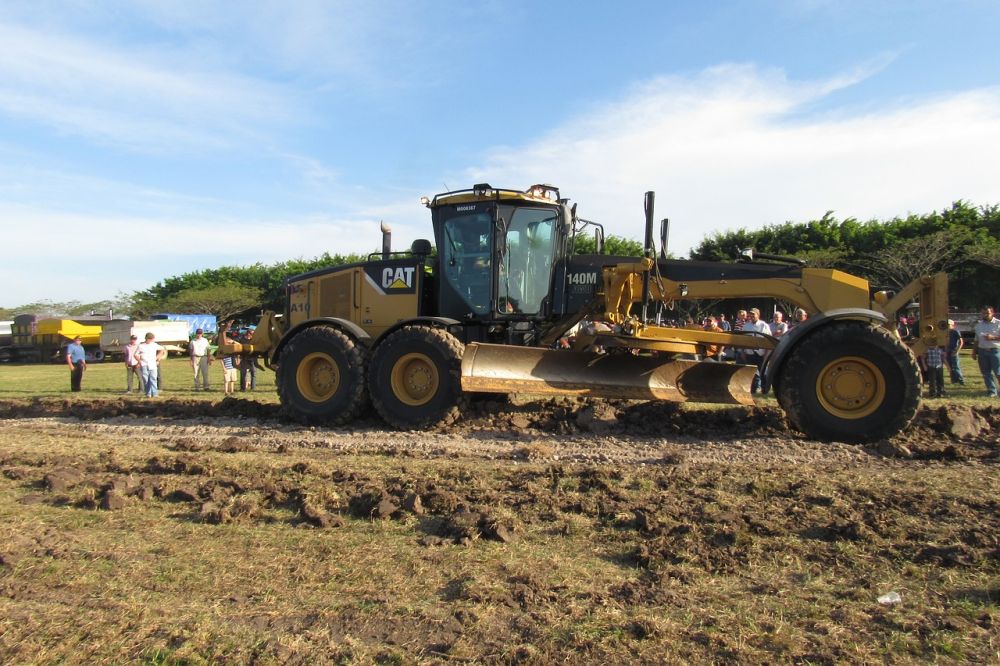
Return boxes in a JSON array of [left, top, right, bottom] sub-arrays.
[[380, 221, 391, 259]]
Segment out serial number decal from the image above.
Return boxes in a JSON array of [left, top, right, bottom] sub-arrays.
[[455, 205, 476, 212]]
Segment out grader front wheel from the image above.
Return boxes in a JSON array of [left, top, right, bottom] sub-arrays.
[[776, 321, 921, 442]]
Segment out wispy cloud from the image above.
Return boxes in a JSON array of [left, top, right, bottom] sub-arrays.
[[467, 64, 1000, 254], [0, 20, 297, 153]]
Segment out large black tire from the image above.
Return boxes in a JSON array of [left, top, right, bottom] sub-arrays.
[[775, 321, 921, 443], [368, 326, 466, 430], [276, 326, 368, 426]]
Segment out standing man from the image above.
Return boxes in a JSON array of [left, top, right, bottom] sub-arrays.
[[790, 308, 808, 329], [945, 319, 965, 386], [123, 334, 143, 394], [971, 306, 1000, 398], [136, 332, 166, 398], [718, 314, 731, 332], [189, 328, 212, 391], [770, 311, 789, 338], [239, 329, 260, 391], [742, 308, 772, 394], [65, 335, 86, 392]]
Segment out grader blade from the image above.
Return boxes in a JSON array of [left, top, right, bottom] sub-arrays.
[[461, 343, 756, 405]]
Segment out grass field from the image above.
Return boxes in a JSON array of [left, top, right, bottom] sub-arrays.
[[1, 350, 994, 406], [0, 355, 280, 403], [0, 352, 997, 664]]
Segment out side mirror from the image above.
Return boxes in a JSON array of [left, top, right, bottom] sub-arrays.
[[410, 239, 432, 257]]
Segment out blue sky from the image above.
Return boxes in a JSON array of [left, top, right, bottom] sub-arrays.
[[2, 0, 999, 307]]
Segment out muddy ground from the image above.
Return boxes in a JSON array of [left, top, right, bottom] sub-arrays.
[[1, 395, 998, 462], [0, 397, 997, 663]]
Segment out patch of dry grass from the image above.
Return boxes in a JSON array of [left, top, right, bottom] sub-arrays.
[[0, 417, 997, 663]]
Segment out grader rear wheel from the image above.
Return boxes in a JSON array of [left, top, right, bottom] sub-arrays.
[[276, 326, 368, 425], [776, 321, 920, 443], [368, 326, 466, 430]]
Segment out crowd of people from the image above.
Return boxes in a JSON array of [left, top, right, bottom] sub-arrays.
[[899, 306, 998, 399], [62, 306, 1000, 400], [64, 325, 263, 396], [559, 304, 1000, 400]]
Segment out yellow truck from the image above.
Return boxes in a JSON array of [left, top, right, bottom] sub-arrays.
[[6, 315, 107, 362]]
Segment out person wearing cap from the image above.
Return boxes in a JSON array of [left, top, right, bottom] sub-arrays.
[[741, 307, 772, 394], [123, 334, 143, 394], [135, 332, 166, 398], [65, 335, 87, 392], [945, 319, 965, 386], [189, 328, 212, 391]]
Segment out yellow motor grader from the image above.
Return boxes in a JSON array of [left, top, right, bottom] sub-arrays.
[[219, 184, 948, 442]]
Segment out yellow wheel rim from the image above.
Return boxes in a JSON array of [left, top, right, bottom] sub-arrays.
[[815, 356, 885, 420], [296, 352, 340, 403], [390, 352, 438, 406]]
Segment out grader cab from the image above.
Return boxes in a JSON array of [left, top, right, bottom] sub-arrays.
[[217, 184, 949, 443]]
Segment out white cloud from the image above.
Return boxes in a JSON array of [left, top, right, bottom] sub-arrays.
[[0, 20, 297, 153], [0, 201, 393, 304], [467, 64, 1000, 255], [4, 62, 1000, 307]]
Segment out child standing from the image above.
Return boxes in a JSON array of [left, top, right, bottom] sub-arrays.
[[924, 345, 946, 398], [221, 353, 240, 395]]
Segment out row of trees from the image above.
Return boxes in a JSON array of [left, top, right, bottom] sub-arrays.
[[690, 201, 999, 308], [3, 202, 995, 321]]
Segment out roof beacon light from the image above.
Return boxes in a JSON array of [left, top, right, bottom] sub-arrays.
[[527, 184, 559, 201]]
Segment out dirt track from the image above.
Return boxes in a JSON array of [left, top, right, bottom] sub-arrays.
[[0, 396, 996, 465]]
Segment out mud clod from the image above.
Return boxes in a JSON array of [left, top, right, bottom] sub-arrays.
[[100, 489, 127, 511], [167, 486, 201, 503], [913, 543, 980, 567], [43, 468, 83, 492]]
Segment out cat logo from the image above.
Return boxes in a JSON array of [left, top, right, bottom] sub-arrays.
[[364, 264, 418, 295], [382, 266, 416, 289]]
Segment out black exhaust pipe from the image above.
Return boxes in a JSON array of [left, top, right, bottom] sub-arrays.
[[641, 191, 655, 323]]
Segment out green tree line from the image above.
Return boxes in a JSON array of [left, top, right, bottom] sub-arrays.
[[2, 202, 995, 321], [689, 201, 999, 309]]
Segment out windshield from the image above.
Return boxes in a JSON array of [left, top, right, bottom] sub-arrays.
[[498, 207, 556, 315], [441, 212, 492, 316]]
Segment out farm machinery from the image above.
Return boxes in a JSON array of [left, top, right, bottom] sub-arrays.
[[218, 184, 949, 442]]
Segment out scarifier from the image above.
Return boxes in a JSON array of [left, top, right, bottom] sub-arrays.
[[218, 184, 948, 442]]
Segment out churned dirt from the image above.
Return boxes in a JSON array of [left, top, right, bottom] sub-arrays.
[[0, 397, 997, 663], [0, 395, 997, 463]]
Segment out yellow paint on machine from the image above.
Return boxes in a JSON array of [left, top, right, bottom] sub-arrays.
[[286, 266, 420, 339]]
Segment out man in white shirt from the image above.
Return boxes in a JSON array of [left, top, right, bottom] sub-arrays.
[[135, 332, 166, 398], [742, 308, 772, 394], [189, 328, 212, 391], [972, 306, 1000, 397]]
